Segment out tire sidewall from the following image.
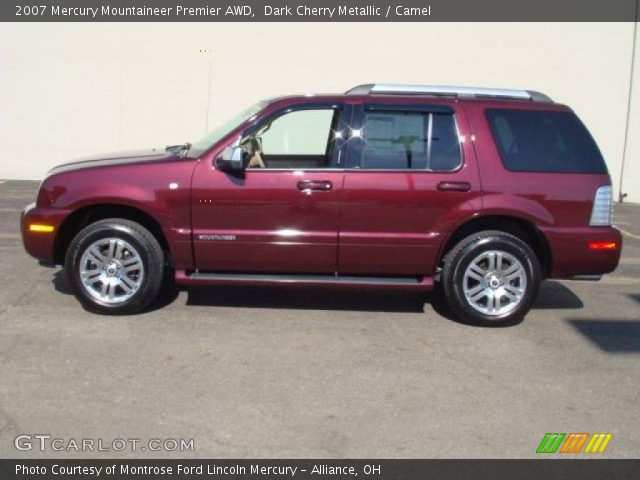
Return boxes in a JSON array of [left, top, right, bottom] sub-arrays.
[[448, 235, 541, 325], [66, 222, 162, 314]]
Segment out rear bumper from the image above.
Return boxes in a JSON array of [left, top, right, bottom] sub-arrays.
[[541, 225, 622, 278], [21, 203, 70, 263]]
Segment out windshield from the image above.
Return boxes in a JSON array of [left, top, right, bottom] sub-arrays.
[[188, 101, 268, 157]]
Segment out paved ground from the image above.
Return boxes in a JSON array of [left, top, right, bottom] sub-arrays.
[[0, 180, 638, 459]]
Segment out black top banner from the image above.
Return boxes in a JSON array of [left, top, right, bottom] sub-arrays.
[[2, 0, 640, 22], [2, 459, 640, 480]]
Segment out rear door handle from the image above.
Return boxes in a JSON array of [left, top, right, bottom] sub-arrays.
[[437, 181, 471, 192], [297, 180, 333, 192]]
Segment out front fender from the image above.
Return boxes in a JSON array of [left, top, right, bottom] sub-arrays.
[[38, 163, 195, 268]]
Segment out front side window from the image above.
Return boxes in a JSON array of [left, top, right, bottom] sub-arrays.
[[357, 110, 461, 171], [241, 108, 340, 169]]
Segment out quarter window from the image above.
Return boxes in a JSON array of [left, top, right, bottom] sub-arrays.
[[486, 109, 607, 173], [358, 111, 461, 171]]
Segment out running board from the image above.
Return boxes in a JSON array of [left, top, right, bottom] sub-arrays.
[[570, 275, 602, 281], [175, 270, 433, 290]]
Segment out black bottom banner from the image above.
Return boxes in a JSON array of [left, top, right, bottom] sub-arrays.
[[1, 459, 639, 480]]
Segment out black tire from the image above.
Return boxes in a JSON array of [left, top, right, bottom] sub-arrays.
[[65, 219, 165, 315], [441, 230, 541, 326]]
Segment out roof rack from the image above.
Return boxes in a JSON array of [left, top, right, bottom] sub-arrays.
[[345, 83, 553, 102]]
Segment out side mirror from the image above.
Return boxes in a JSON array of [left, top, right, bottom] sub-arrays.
[[215, 146, 245, 174]]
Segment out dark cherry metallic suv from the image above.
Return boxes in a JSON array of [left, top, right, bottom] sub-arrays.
[[21, 83, 622, 325]]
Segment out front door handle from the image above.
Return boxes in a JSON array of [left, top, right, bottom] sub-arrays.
[[297, 180, 333, 192], [437, 181, 471, 192]]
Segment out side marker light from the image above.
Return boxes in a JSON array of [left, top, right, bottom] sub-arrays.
[[29, 224, 54, 233]]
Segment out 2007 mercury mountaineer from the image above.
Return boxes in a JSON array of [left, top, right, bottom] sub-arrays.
[[21, 83, 622, 325]]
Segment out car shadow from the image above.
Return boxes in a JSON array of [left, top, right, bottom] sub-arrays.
[[52, 269, 73, 295], [52, 270, 586, 321], [567, 319, 640, 353], [186, 285, 430, 314], [532, 280, 584, 309], [628, 293, 640, 305], [185, 280, 584, 318]]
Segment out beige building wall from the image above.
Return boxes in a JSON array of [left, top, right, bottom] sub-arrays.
[[1, 22, 638, 202], [621, 23, 640, 203]]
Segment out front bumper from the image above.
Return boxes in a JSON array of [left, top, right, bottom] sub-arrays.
[[541, 225, 622, 278], [21, 203, 70, 264]]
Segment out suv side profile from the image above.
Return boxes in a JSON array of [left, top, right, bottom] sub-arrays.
[[21, 83, 622, 326]]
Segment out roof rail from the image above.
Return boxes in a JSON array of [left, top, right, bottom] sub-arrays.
[[345, 83, 553, 102]]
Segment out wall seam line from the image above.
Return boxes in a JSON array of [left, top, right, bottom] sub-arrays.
[[619, 13, 639, 202]]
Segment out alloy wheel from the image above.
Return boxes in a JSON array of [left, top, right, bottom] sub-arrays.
[[462, 250, 527, 316], [78, 238, 144, 304]]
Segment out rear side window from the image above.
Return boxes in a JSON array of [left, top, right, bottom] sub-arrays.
[[359, 111, 461, 171], [486, 109, 607, 173]]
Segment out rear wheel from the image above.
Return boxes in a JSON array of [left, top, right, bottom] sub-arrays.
[[441, 230, 541, 326], [65, 219, 165, 315]]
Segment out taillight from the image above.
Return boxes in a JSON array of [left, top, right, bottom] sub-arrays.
[[589, 185, 613, 226], [588, 241, 617, 250]]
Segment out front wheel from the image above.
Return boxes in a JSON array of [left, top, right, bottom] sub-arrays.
[[65, 219, 165, 315], [441, 230, 541, 326]]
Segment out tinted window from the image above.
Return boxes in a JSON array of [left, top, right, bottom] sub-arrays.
[[486, 109, 607, 173], [359, 111, 461, 171]]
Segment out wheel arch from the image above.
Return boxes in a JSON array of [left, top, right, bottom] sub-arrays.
[[436, 214, 552, 276], [53, 203, 170, 265]]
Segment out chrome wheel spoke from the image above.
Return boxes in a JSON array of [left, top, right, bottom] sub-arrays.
[[118, 279, 132, 293], [123, 263, 142, 274], [81, 269, 101, 284], [122, 255, 142, 268], [467, 262, 486, 281], [106, 239, 117, 260], [467, 271, 483, 282], [502, 288, 519, 303], [120, 274, 138, 290], [486, 292, 497, 313], [469, 262, 486, 276], [114, 240, 124, 261], [495, 252, 504, 273], [87, 247, 105, 266], [470, 289, 487, 302], [504, 284, 523, 297], [502, 262, 521, 277], [467, 284, 485, 297], [487, 252, 497, 271], [505, 268, 524, 281]]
